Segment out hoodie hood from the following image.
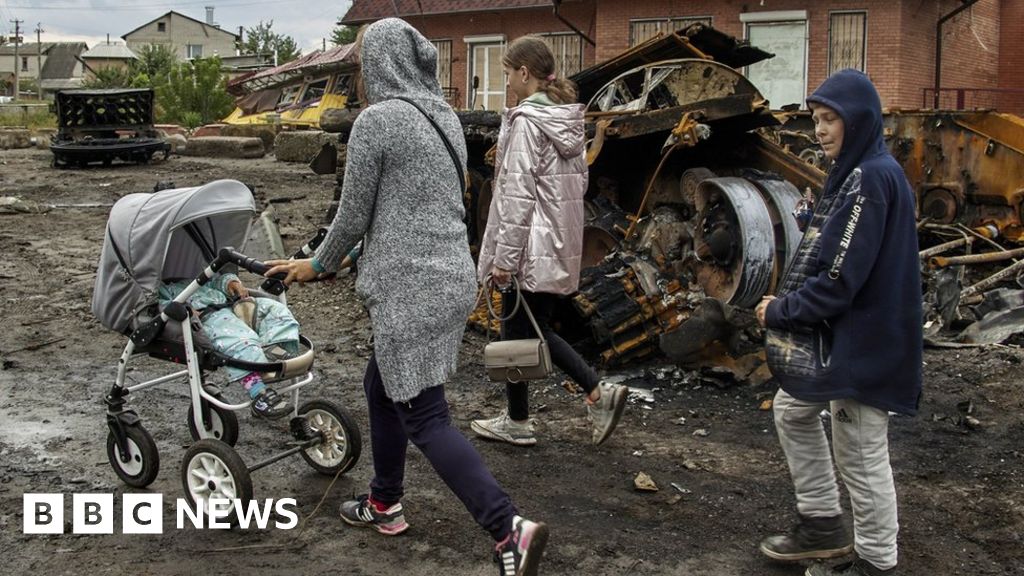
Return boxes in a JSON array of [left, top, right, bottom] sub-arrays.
[[506, 103, 586, 159], [806, 69, 887, 195], [360, 18, 443, 104]]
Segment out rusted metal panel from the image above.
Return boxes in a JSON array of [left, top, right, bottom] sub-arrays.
[[571, 23, 773, 105]]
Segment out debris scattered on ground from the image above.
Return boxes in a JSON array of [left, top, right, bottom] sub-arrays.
[[634, 472, 659, 492]]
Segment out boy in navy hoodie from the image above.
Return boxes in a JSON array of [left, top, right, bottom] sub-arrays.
[[754, 70, 922, 576]]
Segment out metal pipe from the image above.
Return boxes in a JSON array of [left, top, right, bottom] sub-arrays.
[[919, 236, 972, 259], [552, 0, 596, 47], [247, 438, 321, 473], [962, 258, 1024, 298], [934, 0, 981, 108], [930, 246, 1024, 269]]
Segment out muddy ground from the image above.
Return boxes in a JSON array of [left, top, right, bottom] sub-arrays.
[[0, 147, 1021, 576]]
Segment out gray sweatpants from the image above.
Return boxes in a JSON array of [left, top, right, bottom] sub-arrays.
[[773, 389, 899, 570]]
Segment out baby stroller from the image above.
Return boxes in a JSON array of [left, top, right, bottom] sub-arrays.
[[92, 179, 360, 518]]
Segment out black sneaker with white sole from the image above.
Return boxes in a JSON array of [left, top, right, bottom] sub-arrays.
[[495, 515, 548, 576], [250, 388, 290, 419]]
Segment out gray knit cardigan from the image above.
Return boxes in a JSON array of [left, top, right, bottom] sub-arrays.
[[315, 18, 476, 401]]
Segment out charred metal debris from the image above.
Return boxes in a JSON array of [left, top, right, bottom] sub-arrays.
[[50, 88, 170, 168]]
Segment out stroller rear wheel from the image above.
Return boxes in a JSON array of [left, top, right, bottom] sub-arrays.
[[298, 399, 362, 476], [180, 439, 253, 525], [106, 424, 160, 488], [187, 390, 240, 446]]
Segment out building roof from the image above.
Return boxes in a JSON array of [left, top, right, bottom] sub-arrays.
[[341, 0, 561, 25], [121, 10, 240, 41], [228, 43, 358, 94], [82, 42, 138, 60], [0, 42, 56, 56], [40, 43, 87, 80]]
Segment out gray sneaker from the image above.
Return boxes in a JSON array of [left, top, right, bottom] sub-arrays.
[[587, 382, 628, 445], [471, 412, 537, 446], [339, 494, 409, 536], [760, 514, 853, 561]]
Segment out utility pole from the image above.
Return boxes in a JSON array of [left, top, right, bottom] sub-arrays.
[[35, 23, 43, 101], [11, 19, 23, 101]]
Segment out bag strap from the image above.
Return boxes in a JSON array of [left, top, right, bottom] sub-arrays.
[[482, 277, 546, 345], [393, 96, 466, 195]]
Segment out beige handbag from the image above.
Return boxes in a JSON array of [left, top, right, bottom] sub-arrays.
[[482, 279, 553, 383]]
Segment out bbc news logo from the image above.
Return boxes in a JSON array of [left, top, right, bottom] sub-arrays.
[[23, 494, 299, 534]]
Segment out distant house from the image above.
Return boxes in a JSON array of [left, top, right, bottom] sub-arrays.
[[81, 41, 138, 80], [0, 42, 87, 97], [122, 9, 239, 62]]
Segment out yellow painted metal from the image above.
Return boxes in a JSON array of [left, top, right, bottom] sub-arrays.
[[223, 77, 350, 128]]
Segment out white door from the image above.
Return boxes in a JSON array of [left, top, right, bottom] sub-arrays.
[[469, 42, 505, 111], [745, 20, 808, 109]]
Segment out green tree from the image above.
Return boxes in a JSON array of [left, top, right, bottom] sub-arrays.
[[331, 24, 358, 46], [130, 44, 177, 83], [156, 56, 234, 126], [240, 20, 300, 63], [82, 66, 136, 89]]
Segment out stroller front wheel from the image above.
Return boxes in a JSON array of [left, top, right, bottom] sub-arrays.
[[180, 439, 253, 526], [106, 424, 160, 488], [298, 399, 362, 476]]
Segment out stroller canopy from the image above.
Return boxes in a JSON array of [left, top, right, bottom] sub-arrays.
[[92, 179, 257, 334]]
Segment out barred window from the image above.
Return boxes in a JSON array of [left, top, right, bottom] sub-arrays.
[[432, 39, 452, 88], [540, 33, 584, 77], [630, 17, 713, 47], [829, 11, 866, 74]]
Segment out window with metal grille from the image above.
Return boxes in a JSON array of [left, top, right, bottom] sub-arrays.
[[630, 17, 713, 47], [829, 11, 866, 74], [540, 33, 584, 77], [432, 39, 452, 88]]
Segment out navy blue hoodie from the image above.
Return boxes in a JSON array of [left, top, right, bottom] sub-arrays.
[[765, 69, 923, 415]]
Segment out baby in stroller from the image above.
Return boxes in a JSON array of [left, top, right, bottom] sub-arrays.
[[158, 272, 298, 419]]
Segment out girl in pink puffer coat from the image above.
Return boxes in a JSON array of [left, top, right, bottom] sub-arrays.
[[472, 36, 629, 448]]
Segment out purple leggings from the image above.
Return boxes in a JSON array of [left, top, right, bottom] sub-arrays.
[[363, 355, 516, 541]]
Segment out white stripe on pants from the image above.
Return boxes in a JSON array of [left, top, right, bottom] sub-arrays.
[[773, 389, 899, 569]]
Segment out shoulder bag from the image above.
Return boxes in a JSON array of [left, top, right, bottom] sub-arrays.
[[482, 278, 552, 383]]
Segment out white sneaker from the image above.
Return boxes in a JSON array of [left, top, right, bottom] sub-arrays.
[[587, 382, 628, 445], [470, 412, 537, 446]]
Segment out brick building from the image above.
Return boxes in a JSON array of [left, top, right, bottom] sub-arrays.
[[341, 0, 1024, 114]]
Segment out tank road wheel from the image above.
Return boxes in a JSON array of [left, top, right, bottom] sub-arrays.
[[298, 399, 362, 476], [180, 439, 253, 524], [106, 424, 160, 488], [187, 392, 240, 446], [693, 177, 775, 308]]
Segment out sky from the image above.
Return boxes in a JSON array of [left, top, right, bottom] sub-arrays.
[[0, 0, 354, 54]]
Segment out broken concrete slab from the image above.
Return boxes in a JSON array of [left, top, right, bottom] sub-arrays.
[[0, 128, 32, 150], [274, 130, 336, 163], [165, 133, 187, 153], [179, 136, 265, 159], [221, 124, 280, 154]]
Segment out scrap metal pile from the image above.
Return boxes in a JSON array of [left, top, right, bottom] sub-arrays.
[[50, 88, 170, 168], [325, 24, 1024, 376]]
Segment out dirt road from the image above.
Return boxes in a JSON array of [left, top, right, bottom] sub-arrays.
[[1, 148, 1021, 575]]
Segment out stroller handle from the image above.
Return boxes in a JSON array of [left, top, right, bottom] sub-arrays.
[[216, 247, 289, 295]]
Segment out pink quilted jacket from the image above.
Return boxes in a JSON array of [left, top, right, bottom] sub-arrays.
[[476, 102, 588, 295]]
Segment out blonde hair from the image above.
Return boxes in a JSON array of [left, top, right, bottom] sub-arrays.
[[503, 35, 578, 105]]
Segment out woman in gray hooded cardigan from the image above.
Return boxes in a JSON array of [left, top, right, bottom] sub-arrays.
[[265, 18, 547, 576]]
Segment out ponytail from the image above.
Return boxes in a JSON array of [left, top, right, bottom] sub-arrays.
[[541, 78, 578, 105]]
